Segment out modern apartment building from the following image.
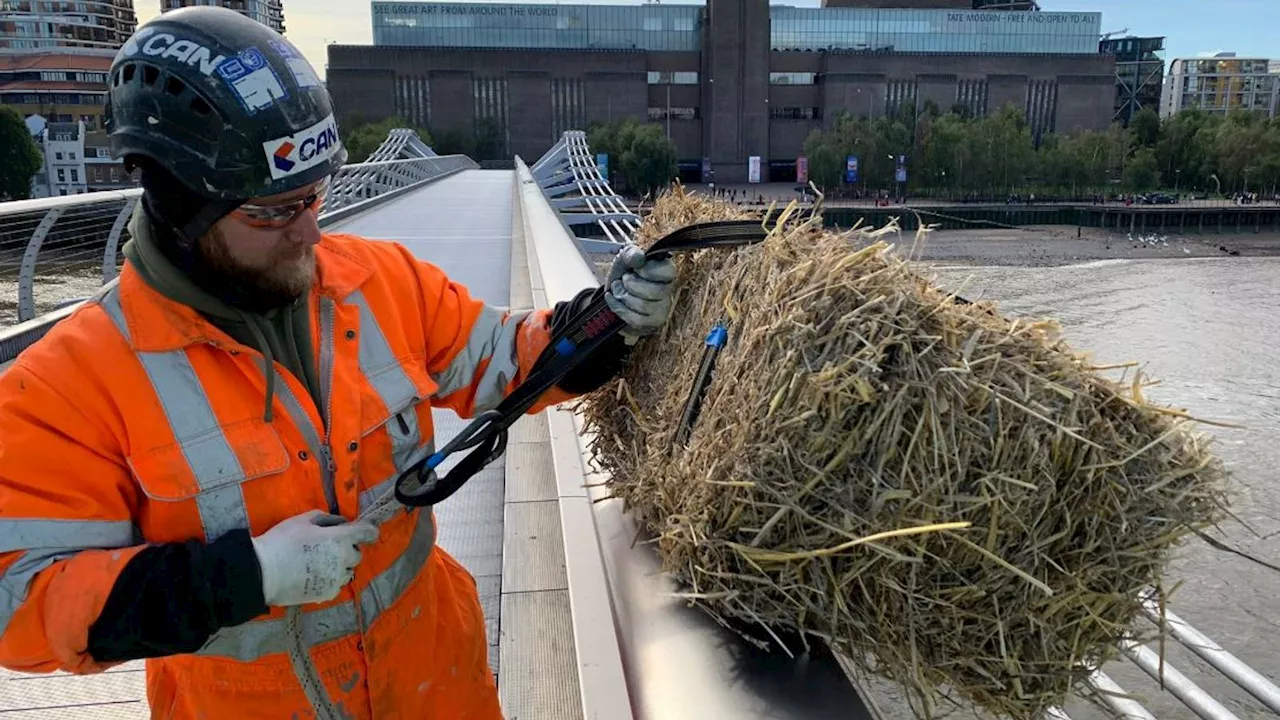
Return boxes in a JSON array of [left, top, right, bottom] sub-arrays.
[[1162, 54, 1279, 118], [1101, 35, 1165, 126], [0, 0, 137, 51], [160, 0, 285, 34], [0, 49, 114, 131]]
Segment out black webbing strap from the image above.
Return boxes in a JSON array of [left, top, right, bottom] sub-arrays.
[[394, 220, 770, 507]]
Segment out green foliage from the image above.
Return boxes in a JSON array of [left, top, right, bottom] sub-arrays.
[[587, 118, 677, 196], [472, 117, 506, 163], [0, 107, 42, 201], [1130, 108, 1161, 149], [1123, 147, 1161, 193], [799, 101, 1280, 199], [339, 116, 433, 163], [430, 129, 474, 158]]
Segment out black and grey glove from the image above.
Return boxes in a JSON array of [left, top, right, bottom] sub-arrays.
[[604, 243, 678, 345]]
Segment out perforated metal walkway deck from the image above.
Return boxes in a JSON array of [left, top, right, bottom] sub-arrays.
[[0, 169, 583, 718]]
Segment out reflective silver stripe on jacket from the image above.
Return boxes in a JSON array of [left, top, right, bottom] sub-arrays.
[[0, 519, 137, 636], [198, 506, 435, 662], [431, 305, 529, 413], [97, 282, 445, 706], [349, 290, 424, 470], [101, 289, 249, 543]]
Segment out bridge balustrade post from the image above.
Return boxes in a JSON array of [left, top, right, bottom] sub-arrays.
[[19, 208, 64, 323], [102, 197, 139, 284]]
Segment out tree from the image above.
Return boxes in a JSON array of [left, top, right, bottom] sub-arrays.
[[587, 119, 676, 196], [0, 107, 42, 201], [1130, 108, 1161, 149], [622, 124, 678, 197], [431, 130, 474, 158], [1123, 147, 1161, 193], [802, 126, 844, 189], [472, 117, 506, 163], [339, 116, 432, 163]]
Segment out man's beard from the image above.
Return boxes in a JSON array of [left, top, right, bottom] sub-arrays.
[[192, 226, 316, 312]]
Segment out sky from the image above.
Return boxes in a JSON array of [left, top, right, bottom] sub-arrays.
[[133, 0, 1280, 81]]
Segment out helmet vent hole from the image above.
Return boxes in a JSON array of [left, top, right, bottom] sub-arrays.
[[164, 76, 186, 96], [122, 64, 136, 84], [142, 65, 159, 86], [190, 96, 212, 116]]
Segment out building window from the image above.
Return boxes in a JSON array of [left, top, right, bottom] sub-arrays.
[[69, 151, 76, 161], [769, 72, 816, 85], [93, 167, 102, 182], [110, 168, 120, 183], [55, 152, 63, 160], [70, 169, 79, 182], [57, 169, 65, 182], [59, 189, 67, 196], [769, 107, 821, 120], [648, 71, 698, 85], [648, 107, 698, 121]]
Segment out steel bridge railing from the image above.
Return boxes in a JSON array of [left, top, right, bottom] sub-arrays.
[[0, 130, 475, 363], [530, 130, 640, 253]]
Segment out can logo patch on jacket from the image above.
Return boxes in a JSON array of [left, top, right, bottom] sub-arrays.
[[262, 114, 341, 180]]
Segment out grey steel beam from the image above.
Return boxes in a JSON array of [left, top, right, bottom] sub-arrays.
[[1141, 598, 1280, 713], [18, 208, 64, 323], [102, 197, 139, 284]]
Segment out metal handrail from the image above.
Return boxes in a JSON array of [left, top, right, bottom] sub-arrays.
[[530, 130, 641, 252], [0, 129, 466, 361]]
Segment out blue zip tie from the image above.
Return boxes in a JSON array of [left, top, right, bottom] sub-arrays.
[[424, 451, 446, 471], [555, 337, 577, 356], [704, 323, 728, 348]]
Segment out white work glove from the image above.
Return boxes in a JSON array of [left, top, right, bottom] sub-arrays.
[[605, 243, 678, 345], [250, 510, 379, 607]]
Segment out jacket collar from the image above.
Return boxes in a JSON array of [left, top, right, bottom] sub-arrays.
[[111, 235, 374, 353]]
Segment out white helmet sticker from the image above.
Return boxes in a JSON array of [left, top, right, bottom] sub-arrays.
[[262, 114, 342, 181]]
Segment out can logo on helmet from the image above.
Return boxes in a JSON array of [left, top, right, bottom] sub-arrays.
[[121, 27, 227, 77], [262, 114, 342, 181], [273, 142, 297, 173]]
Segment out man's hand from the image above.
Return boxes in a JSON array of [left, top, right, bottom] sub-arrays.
[[250, 510, 379, 607], [605, 244, 678, 344]]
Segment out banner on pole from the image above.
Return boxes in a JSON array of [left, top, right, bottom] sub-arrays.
[[845, 155, 859, 184], [748, 155, 762, 184], [796, 155, 808, 184], [596, 153, 608, 178]]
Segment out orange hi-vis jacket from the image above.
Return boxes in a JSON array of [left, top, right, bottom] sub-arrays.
[[0, 233, 580, 719]]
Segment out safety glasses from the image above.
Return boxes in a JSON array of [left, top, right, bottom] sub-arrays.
[[231, 176, 330, 229]]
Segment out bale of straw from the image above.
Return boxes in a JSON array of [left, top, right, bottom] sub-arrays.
[[580, 187, 1229, 719]]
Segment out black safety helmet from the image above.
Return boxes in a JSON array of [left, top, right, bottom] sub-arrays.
[[104, 6, 347, 205]]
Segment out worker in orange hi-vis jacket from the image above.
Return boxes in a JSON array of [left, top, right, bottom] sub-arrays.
[[0, 7, 676, 719]]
